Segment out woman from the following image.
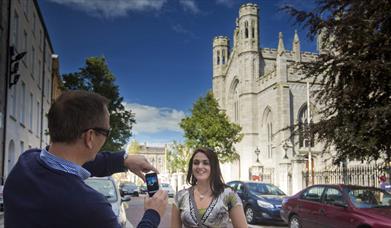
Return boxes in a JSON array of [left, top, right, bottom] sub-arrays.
[[171, 148, 247, 228]]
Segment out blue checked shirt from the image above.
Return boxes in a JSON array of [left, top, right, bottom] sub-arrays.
[[40, 148, 91, 180]]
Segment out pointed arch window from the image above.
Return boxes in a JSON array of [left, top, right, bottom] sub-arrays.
[[251, 21, 255, 38], [222, 50, 226, 64], [244, 21, 249, 38], [217, 50, 220, 65], [299, 105, 314, 148], [267, 122, 273, 159], [233, 83, 239, 122]]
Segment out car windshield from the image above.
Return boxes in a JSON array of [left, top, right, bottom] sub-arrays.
[[85, 179, 118, 203], [347, 187, 391, 208], [247, 183, 285, 196]]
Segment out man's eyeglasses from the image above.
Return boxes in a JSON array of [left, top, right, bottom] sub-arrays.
[[83, 127, 111, 138]]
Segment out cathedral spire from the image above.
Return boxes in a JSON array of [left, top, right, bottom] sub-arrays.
[[277, 32, 285, 56], [293, 30, 301, 62]]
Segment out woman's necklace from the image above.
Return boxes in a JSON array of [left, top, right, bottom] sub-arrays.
[[196, 187, 211, 201]]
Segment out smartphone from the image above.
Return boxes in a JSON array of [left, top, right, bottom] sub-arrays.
[[145, 172, 159, 197]]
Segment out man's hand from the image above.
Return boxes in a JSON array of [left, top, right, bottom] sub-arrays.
[[144, 190, 168, 218], [124, 154, 158, 181]]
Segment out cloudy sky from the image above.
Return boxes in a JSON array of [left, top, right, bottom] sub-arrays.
[[38, 0, 316, 146]]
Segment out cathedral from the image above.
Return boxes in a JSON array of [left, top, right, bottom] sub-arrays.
[[212, 3, 327, 195]]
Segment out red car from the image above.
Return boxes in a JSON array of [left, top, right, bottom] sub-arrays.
[[280, 184, 391, 228]]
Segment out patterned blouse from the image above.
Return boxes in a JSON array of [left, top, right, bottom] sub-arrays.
[[174, 186, 242, 228]]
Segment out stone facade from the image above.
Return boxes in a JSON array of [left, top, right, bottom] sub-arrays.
[[2, 0, 55, 179], [212, 3, 328, 195]]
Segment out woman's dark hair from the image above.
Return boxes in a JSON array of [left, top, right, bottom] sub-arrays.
[[48, 90, 109, 143], [186, 148, 226, 197]]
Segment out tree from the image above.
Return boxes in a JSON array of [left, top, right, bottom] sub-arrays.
[[283, 0, 391, 165], [127, 140, 141, 154], [180, 91, 243, 163], [165, 142, 191, 174], [62, 56, 135, 151]]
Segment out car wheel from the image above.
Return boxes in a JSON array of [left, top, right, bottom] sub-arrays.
[[289, 215, 302, 228], [245, 206, 256, 224], [134, 192, 139, 197]]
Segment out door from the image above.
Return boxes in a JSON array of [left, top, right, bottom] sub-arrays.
[[319, 187, 353, 228], [297, 186, 325, 227]]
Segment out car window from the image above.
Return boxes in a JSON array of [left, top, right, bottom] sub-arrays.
[[237, 183, 245, 193], [302, 186, 325, 202], [227, 182, 237, 190], [323, 188, 345, 205], [85, 179, 118, 203], [348, 187, 391, 208], [247, 183, 285, 196]]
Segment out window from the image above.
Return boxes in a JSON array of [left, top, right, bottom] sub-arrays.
[[217, 51, 220, 65], [302, 186, 325, 202], [323, 188, 345, 205], [29, 93, 33, 129], [299, 105, 314, 148], [10, 84, 17, 117], [37, 60, 41, 86], [267, 122, 273, 159], [20, 141, 24, 155], [32, 13, 36, 35], [244, 21, 249, 38], [251, 21, 255, 38], [31, 46, 35, 78], [12, 11, 19, 47], [39, 30, 42, 49], [233, 84, 239, 122], [36, 101, 40, 135], [20, 82, 26, 125], [23, 30, 27, 53], [222, 50, 225, 64]]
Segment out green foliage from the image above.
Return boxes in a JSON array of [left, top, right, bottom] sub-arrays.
[[180, 91, 243, 163], [62, 56, 135, 151], [284, 0, 391, 164], [165, 142, 191, 174], [127, 140, 141, 154]]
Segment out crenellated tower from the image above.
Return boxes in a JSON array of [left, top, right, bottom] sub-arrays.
[[212, 36, 230, 107]]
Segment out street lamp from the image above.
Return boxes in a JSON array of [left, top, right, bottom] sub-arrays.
[[254, 147, 260, 163], [282, 142, 289, 159]]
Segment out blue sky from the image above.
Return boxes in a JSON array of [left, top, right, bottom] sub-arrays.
[[38, 0, 317, 147]]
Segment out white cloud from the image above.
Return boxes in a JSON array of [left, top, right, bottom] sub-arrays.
[[46, 0, 167, 18], [215, 0, 234, 7], [179, 0, 200, 14], [124, 102, 186, 134]]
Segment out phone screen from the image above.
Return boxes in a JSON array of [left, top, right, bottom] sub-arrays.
[[145, 173, 159, 197]]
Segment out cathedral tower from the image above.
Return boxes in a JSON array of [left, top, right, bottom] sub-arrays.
[[212, 36, 230, 107]]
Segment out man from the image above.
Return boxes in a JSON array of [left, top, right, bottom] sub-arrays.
[[4, 90, 168, 228]]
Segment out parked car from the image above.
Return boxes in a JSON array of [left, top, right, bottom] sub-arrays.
[[120, 182, 139, 197], [85, 177, 131, 228], [160, 183, 175, 198], [281, 184, 391, 228], [227, 181, 286, 224], [139, 184, 147, 194]]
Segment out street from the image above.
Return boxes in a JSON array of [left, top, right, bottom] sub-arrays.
[[125, 196, 287, 228]]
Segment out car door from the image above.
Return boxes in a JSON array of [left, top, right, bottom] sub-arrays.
[[236, 182, 248, 205], [296, 186, 326, 227], [319, 187, 353, 228]]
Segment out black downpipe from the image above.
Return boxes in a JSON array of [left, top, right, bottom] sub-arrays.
[[1, 0, 12, 185]]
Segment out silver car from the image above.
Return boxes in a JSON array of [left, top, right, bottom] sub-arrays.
[[85, 177, 131, 228]]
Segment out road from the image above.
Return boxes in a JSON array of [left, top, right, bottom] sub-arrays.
[[125, 195, 287, 228]]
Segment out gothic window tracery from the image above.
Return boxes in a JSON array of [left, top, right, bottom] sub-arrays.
[[299, 105, 314, 148], [233, 82, 239, 122]]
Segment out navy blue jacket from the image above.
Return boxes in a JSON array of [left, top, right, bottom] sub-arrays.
[[4, 149, 160, 228]]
